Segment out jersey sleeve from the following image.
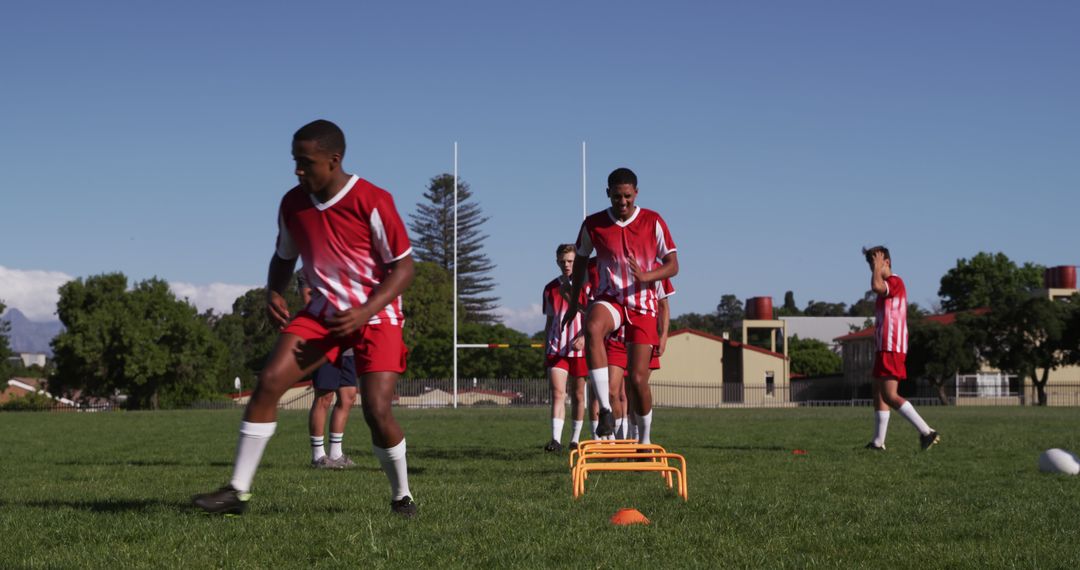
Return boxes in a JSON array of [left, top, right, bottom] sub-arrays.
[[654, 215, 676, 260], [370, 193, 413, 263], [275, 210, 299, 260], [542, 285, 554, 317], [574, 221, 593, 257], [884, 275, 904, 298], [658, 278, 676, 300]]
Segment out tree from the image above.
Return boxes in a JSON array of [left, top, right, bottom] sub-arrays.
[[401, 261, 455, 379], [848, 291, 875, 317], [787, 335, 841, 377], [775, 291, 802, 317], [208, 278, 303, 387], [670, 312, 721, 336], [408, 174, 500, 324], [51, 274, 228, 409], [907, 320, 979, 405], [804, 300, 847, 316], [715, 294, 744, 336], [938, 252, 1044, 313], [0, 300, 12, 383], [970, 293, 1076, 406]]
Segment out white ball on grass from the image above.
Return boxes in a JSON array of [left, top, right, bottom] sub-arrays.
[[1038, 448, 1080, 475]]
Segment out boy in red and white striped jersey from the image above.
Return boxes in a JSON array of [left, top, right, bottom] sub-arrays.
[[193, 120, 417, 517], [864, 246, 940, 451], [541, 244, 589, 452], [565, 168, 678, 442]]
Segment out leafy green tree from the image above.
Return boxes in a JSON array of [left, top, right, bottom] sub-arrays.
[[51, 274, 228, 409], [787, 335, 842, 376], [408, 174, 500, 324], [716, 294, 744, 337], [907, 319, 979, 405], [0, 300, 12, 383], [402, 261, 455, 379], [848, 291, 875, 317], [458, 322, 544, 379], [208, 278, 303, 388], [775, 291, 802, 317], [804, 300, 848, 316], [938, 252, 1044, 312], [969, 293, 1077, 406], [670, 312, 721, 336]]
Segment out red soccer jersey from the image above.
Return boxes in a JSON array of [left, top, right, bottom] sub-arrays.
[[575, 207, 676, 317], [605, 278, 675, 345], [276, 175, 413, 326], [542, 276, 587, 357], [875, 274, 908, 353]]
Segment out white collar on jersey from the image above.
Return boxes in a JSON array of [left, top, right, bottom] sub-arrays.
[[606, 205, 641, 227], [309, 175, 360, 211]]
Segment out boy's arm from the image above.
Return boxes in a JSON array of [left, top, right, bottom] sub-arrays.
[[656, 297, 670, 357], [628, 252, 679, 284], [870, 251, 888, 295], [326, 255, 415, 337], [562, 255, 590, 330], [266, 254, 298, 327]]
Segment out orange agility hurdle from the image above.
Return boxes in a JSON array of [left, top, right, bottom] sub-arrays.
[[572, 451, 688, 500]]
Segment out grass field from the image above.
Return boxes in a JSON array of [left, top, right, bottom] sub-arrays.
[[1, 406, 1078, 568]]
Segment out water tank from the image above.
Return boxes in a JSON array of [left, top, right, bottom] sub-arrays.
[[745, 297, 774, 320], [1054, 265, 1077, 289]]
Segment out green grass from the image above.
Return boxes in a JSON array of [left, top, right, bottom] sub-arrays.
[[1, 406, 1078, 568]]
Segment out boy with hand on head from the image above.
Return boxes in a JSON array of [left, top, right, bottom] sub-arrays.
[[193, 119, 418, 517], [863, 246, 940, 451], [541, 244, 589, 452], [565, 167, 678, 443]]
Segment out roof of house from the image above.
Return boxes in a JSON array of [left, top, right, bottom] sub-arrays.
[[669, 328, 787, 360]]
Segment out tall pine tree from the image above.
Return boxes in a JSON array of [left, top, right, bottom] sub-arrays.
[[409, 173, 500, 323]]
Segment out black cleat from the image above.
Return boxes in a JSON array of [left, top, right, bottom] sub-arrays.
[[920, 430, 940, 450], [596, 408, 615, 437], [544, 439, 563, 452], [568, 441, 579, 451], [391, 496, 418, 518], [192, 485, 250, 516], [864, 442, 886, 451]]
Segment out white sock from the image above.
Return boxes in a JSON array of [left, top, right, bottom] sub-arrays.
[[329, 432, 344, 459], [614, 417, 626, 439], [590, 420, 599, 437], [230, 421, 276, 493], [897, 402, 932, 436], [636, 411, 654, 445], [872, 411, 890, 447], [373, 439, 412, 501], [551, 418, 564, 442], [589, 368, 612, 410], [627, 416, 639, 440], [310, 435, 326, 461], [571, 420, 584, 443]]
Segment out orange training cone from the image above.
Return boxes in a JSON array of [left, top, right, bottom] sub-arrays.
[[610, 508, 650, 526]]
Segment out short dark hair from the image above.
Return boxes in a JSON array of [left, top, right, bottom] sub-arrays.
[[294, 119, 346, 156], [607, 167, 638, 188], [556, 244, 576, 257], [862, 246, 891, 264]]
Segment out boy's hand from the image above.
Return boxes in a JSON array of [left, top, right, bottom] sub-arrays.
[[327, 307, 369, 337], [627, 256, 649, 283], [571, 334, 585, 352], [871, 250, 886, 271], [266, 290, 291, 328]]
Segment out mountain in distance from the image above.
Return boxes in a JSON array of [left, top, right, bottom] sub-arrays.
[[1, 308, 64, 356]]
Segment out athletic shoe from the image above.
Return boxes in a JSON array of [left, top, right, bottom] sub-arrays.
[[330, 455, 358, 469], [864, 442, 886, 451], [568, 441, 579, 451], [311, 456, 334, 469], [596, 408, 615, 437], [192, 485, 250, 516], [920, 430, 941, 450], [544, 439, 563, 453], [391, 496, 418, 518]]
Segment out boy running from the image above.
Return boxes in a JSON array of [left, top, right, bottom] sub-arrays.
[[541, 244, 588, 452], [863, 246, 940, 451], [193, 120, 417, 517], [565, 167, 678, 440]]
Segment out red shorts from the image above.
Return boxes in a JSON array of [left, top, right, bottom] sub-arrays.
[[873, 351, 907, 380], [283, 312, 407, 375], [545, 355, 588, 377], [605, 339, 661, 371], [592, 298, 659, 347]]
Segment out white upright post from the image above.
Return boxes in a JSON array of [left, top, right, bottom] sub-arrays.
[[453, 142, 459, 409]]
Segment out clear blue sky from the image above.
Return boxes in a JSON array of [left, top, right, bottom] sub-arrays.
[[2, 1, 1077, 332]]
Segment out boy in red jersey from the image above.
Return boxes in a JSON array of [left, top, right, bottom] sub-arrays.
[[863, 246, 940, 451], [193, 120, 418, 517], [565, 168, 678, 443], [614, 279, 673, 440], [541, 244, 588, 452]]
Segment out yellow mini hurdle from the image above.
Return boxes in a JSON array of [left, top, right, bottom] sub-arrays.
[[569, 440, 688, 501]]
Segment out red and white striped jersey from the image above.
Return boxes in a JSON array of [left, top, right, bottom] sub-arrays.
[[276, 175, 413, 326], [575, 207, 676, 317], [604, 278, 676, 345], [542, 276, 588, 357], [875, 274, 908, 353]]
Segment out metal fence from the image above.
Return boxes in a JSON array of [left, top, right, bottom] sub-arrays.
[[6, 379, 1080, 412]]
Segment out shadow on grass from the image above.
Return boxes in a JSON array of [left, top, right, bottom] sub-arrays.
[[700, 445, 788, 452], [410, 447, 537, 461], [17, 498, 181, 513]]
